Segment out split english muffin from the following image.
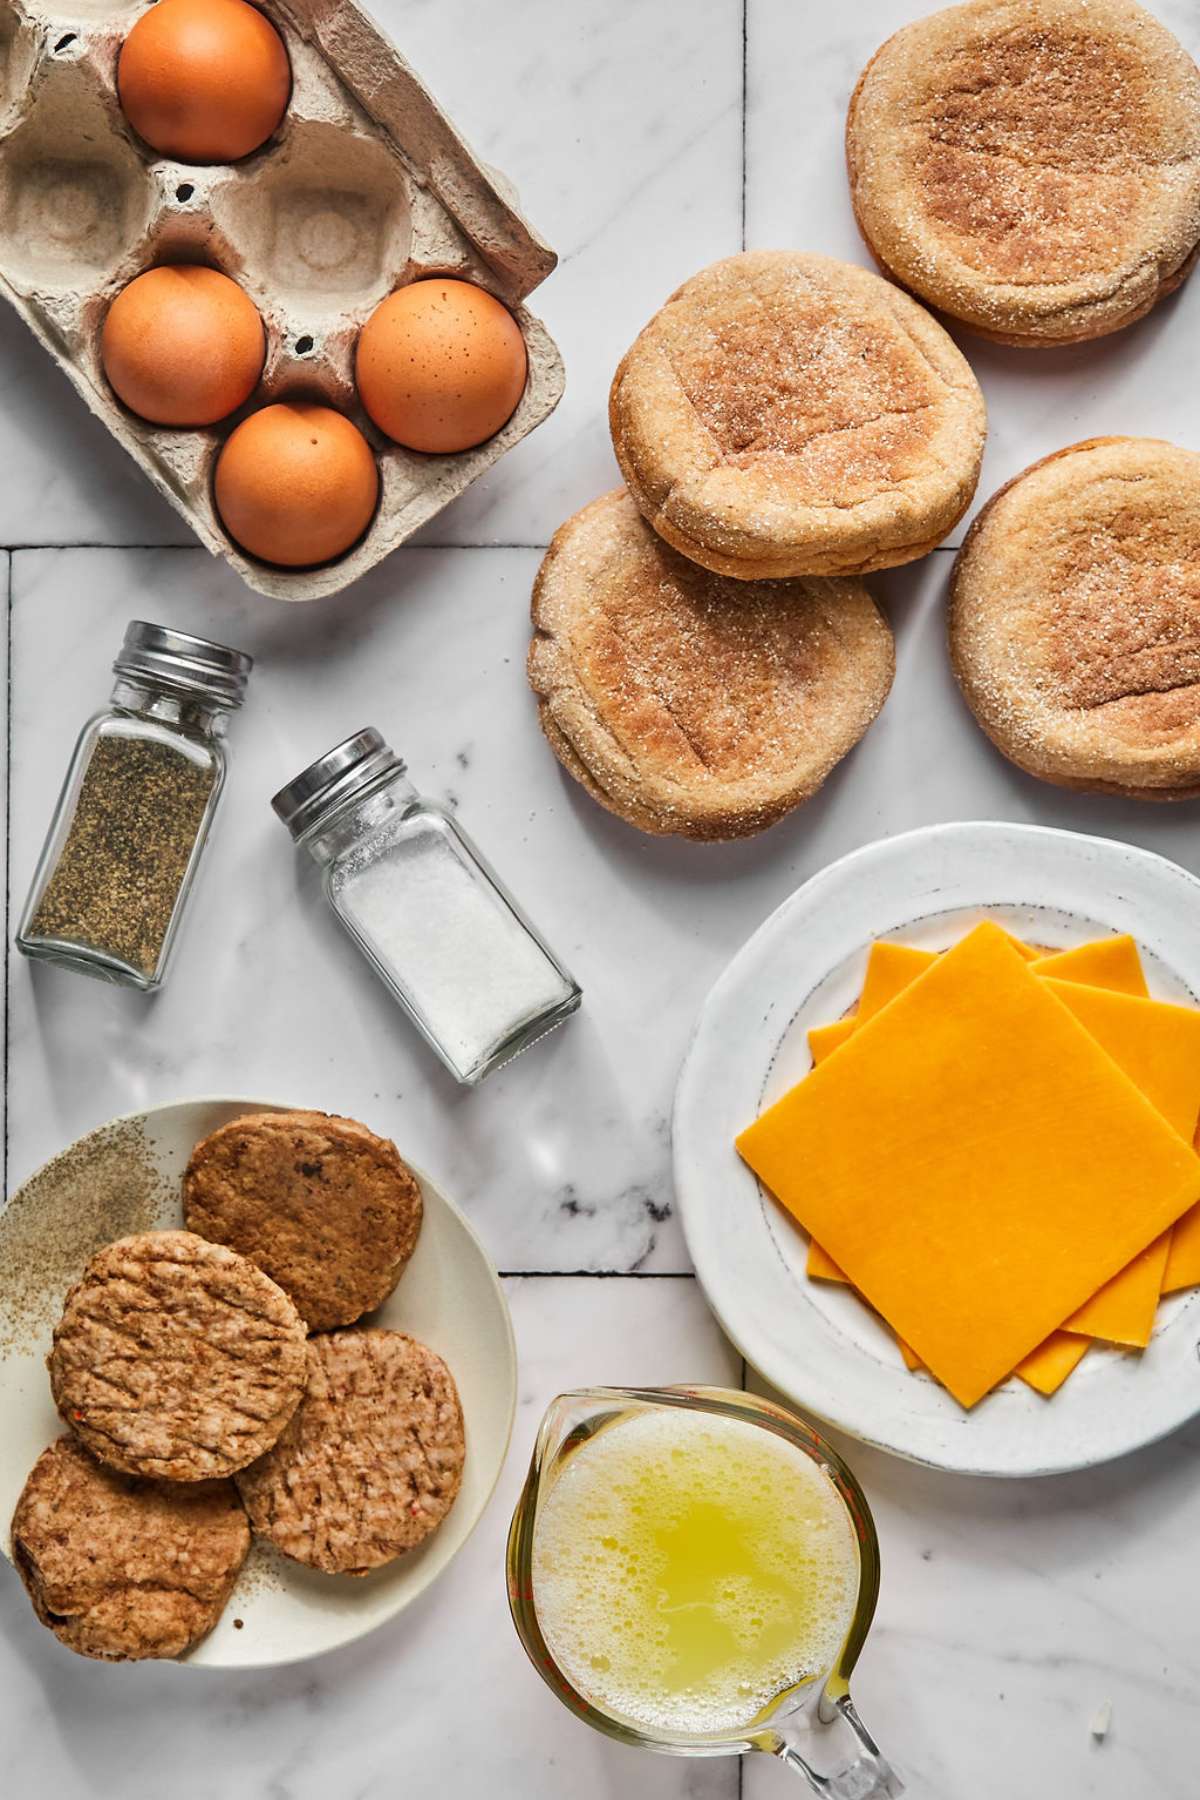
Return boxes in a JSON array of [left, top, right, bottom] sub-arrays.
[[950, 436, 1200, 797], [609, 250, 985, 580], [529, 488, 895, 840], [847, 0, 1200, 347]]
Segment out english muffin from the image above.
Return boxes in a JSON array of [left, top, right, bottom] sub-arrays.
[[184, 1110, 423, 1331], [529, 488, 895, 839], [11, 1435, 249, 1661], [49, 1230, 308, 1481], [950, 436, 1200, 796], [847, 0, 1200, 347], [235, 1329, 465, 1576], [609, 250, 985, 580]]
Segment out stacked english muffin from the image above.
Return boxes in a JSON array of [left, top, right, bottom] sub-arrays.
[[530, 250, 986, 840], [531, 0, 1200, 834]]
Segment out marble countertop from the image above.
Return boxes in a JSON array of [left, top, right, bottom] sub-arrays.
[[3, 2, 1200, 1796]]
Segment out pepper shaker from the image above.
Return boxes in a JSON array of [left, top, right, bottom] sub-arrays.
[[17, 621, 252, 990], [272, 728, 581, 1083]]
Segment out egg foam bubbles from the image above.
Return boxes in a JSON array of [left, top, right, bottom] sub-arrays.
[[531, 1405, 860, 1738]]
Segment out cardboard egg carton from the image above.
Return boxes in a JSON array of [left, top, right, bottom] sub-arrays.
[[0, 0, 563, 599]]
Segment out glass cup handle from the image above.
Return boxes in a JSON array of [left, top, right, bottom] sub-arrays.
[[772, 1692, 903, 1798]]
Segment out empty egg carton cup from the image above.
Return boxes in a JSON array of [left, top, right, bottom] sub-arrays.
[[0, 0, 564, 599]]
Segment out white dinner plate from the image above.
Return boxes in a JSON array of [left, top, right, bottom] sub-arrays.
[[0, 1098, 516, 1666], [674, 822, 1200, 1478]]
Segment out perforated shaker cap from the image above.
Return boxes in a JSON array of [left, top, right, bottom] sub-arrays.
[[271, 727, 407, 841], [114, 621, 253, 707]]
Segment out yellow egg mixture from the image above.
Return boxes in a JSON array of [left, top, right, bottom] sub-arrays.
[[531, 1407, 859, 1737]]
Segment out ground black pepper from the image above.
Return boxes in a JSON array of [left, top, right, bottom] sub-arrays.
[[0, 1117, 170, 1355], [29, 733, 216, 976]]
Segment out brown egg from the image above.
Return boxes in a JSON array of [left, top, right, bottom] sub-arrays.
[[118, 0, 291, 164], [355, 279, 528, 454], [102, 265, 264, 427], [214, 403, 379, 567]]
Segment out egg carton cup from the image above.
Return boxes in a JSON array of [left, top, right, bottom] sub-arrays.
[[0, 0, 564, 599]]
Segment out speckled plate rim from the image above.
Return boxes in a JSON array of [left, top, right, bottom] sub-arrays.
[[673, 822, 1200, 1479], [0, 1096, 517, 1668]]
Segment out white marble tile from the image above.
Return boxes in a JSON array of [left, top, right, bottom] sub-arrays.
[[14, 541, 1200, 1285], [743, 1395, 1200, 1800], [745, 0, 1200, 546], [7, 542, 792, 1276], [7, 7, 1200, 1798], [0, 552, 8, 1194], [394, 0, 745, 549], [0, 0, 742, 555], [0, 312, 191, 549], [0, 1275, 740, 1800]]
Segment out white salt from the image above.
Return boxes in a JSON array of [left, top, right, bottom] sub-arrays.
[[331, 816, 572, 1080]]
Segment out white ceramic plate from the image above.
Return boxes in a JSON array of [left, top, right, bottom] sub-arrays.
[[674, 822, 1200, 1478], [0, 1098, 516, 1667]]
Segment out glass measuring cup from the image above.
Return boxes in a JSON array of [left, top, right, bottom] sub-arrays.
[[507, 1386, 901, 1796]]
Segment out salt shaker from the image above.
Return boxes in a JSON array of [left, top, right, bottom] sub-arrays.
[[272, 728, 581, 1083], [17, 621, 252, 991]]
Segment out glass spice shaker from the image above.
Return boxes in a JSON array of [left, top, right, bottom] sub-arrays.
[[17, 621, 252, 991], [272, 728, 581, 1084]]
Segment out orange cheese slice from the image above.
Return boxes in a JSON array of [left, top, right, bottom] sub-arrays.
[[1015, 1331, 1091, 1397], [1044, 979, 1200, 1344], [856, 934, 1035, 1024], [1031, 935, 1148, 997], [896, 1329, 1088, 1395], [858, 942, 937, 1019], [807, 1019, 857, 1065], [807, 943, 1193, 1375], [805, 934, 1195, 1345], [738, 922, 1200, 1408]]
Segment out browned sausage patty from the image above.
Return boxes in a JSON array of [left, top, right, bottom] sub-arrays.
[[48, 1230, 308, 1481], [184, 1111, 423, 1331], [235, 1329, 465, 1575], [11, 1435, 250, 1660]]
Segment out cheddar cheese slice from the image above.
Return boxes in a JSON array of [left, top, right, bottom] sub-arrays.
[[807, 1019, 857, 1065], [738, 922, 1200, 1408], [1015, 1331, 1090, 1397], [897, 1314, 1089, 1392], [1032, 935, 1148, 997], [806, 939, 1172, 1317], [1044, 979, 1200, 1344], [856, 934, 1035, 1025], [857, 943, 937, 1019]]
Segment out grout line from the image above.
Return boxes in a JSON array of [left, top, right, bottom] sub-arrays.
[[0, 541, 552, 554], [3, 553, 11, 1204], [736, 1345, 746, 1794], [499, 1268, 696, 1280], [740, 0, 748, 249], [0, 540, 965, 558]]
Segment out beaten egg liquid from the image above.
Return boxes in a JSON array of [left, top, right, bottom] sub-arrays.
[[531, 1407, 859, 1737]]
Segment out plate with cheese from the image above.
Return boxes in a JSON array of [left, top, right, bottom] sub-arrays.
[[673, 822, 1200, 1476]]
